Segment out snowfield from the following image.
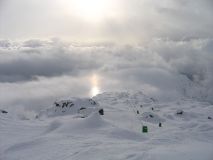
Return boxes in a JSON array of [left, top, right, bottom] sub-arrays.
[[1, 91, 213, 160]]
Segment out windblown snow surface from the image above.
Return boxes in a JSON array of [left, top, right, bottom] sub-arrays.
[[1, 91, 213, 160]]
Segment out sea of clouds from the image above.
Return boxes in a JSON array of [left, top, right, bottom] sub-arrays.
[[0, 38, 213, 112]]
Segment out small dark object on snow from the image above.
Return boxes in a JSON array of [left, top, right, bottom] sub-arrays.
[[89, 99, 97, 105], [208, 116, 212, 119], [142, 126, 148, 133], [140, 105, 143, 108], [99, 109, 104, 115], [149, 114, 153, 118], [159, 122, 162, 127], [78, 107, 86, 114], [69, 103, 74, 107], [79, 107, 86, 111], [62, 102, 70, 108], [176, 110, 184, 115], [54, 102, 60, 107], [151, 107, 154, 111], [137, 110, 139, 114], [1, 110, 8, 114]]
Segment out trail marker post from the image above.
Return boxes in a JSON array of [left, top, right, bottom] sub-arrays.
[[142, 126, 148, 133]]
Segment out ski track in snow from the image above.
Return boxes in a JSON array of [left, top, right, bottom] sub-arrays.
[[1, 92, 213, 160]]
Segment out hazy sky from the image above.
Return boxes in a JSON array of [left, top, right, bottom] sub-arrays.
[[0, 0, 213, 112], [1, 0, 213, 43]]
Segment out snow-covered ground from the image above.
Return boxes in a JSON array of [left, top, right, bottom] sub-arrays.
[[1, 91, 213, 160]]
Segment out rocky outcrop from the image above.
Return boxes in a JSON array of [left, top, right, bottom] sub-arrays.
[[37, 98, 103, 118]]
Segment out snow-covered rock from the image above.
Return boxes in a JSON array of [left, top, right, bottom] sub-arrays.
[[37, 98, 103, 118], [140, 112, 165, 124]]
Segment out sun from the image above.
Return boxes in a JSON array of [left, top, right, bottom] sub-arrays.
[[90, 74, 101, 97], [66, 0, 110, 22], [91, 86, 100, 97]]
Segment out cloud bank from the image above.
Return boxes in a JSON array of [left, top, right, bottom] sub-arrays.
[[0, 38, 213, 112]]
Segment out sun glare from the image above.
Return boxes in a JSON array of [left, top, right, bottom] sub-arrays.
[[90, 74, 101, 97], [65, 0, 111, 22], [91, 86, 100, 97]]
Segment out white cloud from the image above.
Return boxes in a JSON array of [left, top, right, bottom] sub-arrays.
[[0, 38, 213, 112]]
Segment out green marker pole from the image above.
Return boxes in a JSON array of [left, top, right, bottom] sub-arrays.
[[142, 125, 148, 133]]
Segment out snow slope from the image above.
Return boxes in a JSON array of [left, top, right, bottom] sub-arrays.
[[1, 91, 213, 160]]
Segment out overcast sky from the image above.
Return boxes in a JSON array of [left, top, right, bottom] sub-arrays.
[[1, 0, 213, 43], [0, 0, 213, 112]]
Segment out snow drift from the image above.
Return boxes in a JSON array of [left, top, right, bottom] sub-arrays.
[[1, 91, 213, 160]]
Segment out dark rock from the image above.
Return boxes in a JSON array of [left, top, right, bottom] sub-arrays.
[[176, 110, 184, 115], [79, 107, 86, 111], [137, 110, 139, 114], [54, 102, 60, 107], [62, 102, 69, 108], [159, 122, 162, 127], [99, 109, 104, 115], [89, 99, 97, 105], [149, 114, 153, 118], [208, 116, 212, 119], [1, 110, 8, 114]]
